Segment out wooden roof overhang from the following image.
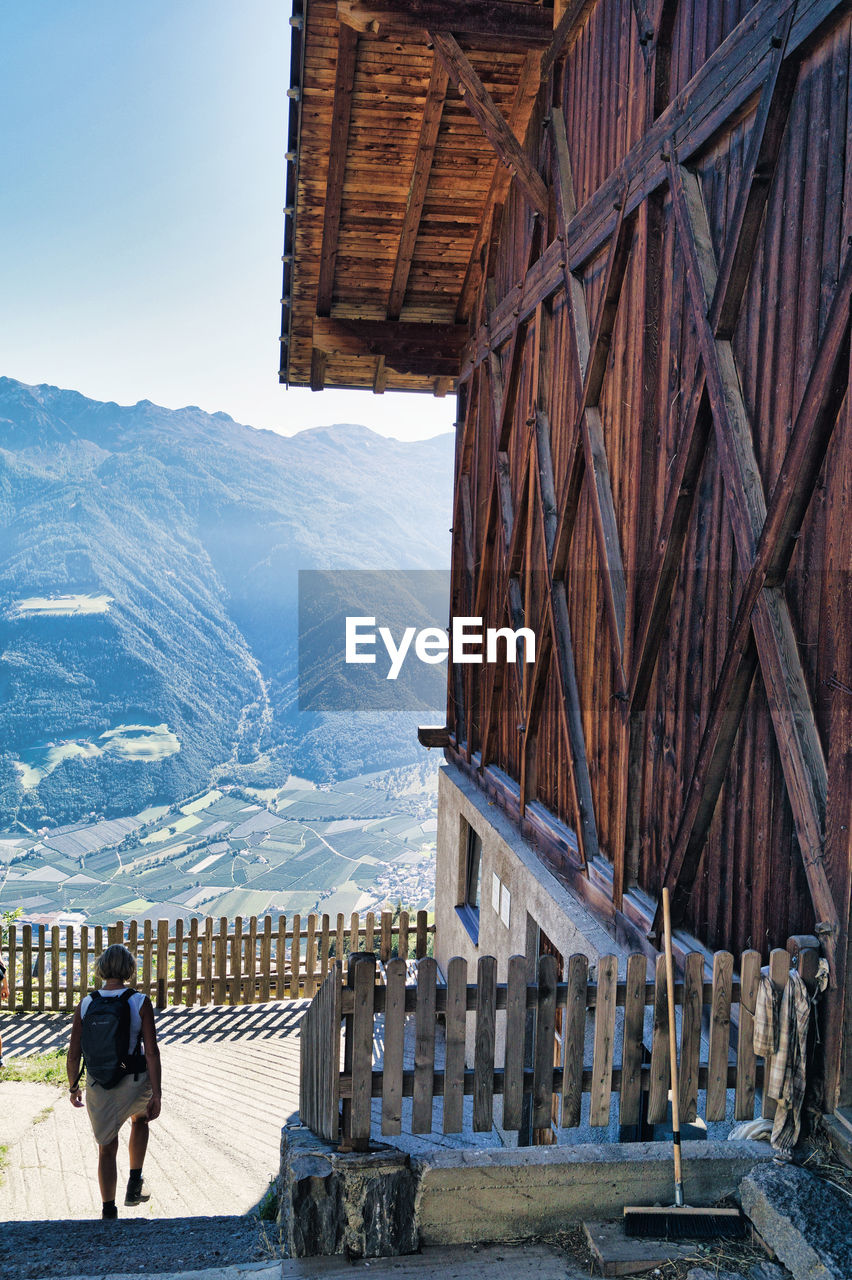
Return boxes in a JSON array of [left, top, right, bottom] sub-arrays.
[[279, 0, 555, 395]]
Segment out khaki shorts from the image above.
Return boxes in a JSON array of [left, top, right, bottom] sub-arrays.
[[86, 1072, 153, 1146]]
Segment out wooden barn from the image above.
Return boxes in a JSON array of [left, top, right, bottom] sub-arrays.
[[281, 0, 852, 1115]]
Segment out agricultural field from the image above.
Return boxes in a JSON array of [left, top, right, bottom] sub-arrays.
[[0, 764, 438, 926]]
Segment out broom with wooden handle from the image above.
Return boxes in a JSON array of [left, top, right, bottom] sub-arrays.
[[623, 887, 746, 1239]]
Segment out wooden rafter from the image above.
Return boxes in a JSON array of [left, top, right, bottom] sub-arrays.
[[430, 33, 549, 219], [542, 0, 602, 76], [315, 24, 358, 317], [387, 56, 449, 323], [338, 0, 554, 46]]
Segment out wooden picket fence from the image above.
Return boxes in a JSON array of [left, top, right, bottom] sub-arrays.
[[1, 909, 433, 1012], [300, 944, 816, 1149]]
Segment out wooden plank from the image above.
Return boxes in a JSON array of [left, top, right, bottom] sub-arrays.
[[365, 910, 375, 956], [350, 954, 377, 1148], [444, 956, 467, 1133], [561, 952, 588, 1129], [499, 954, 525, 1132], [315, 23, 358, 316], [473, 954, 497, 1132], [320, 913, 330, 985], [6, 923, 16, 1012], [305, 913, 317, 998], [51, 925, 60, 1011], [231, 916, 243, 1006], [339, 0, 555, 45], [379, 911, 392, 964], [276, 915, 287, 1001], [647, 954, 670, 1125], [78, 925, 86, 1002], [706, 951, 733, 1122], [735, 950, 761, 1121], [290, 913, 302, 999], [430, 34, 548, 218], [678, 951, 704, 1126], [215, 916, 227, 1006], [387, 55, 449, 320], [620, 953, 647, 1127], [398, 909, 409, 960], [382, 956, 407, 1136], [313, 317, 467, 376], [309, 347, 327, 392], [413, 956, 438, 1133], [416, 910, 428, 959], [763, 948, 790, 1120], [64, 926, 74, 1012], [349, 911, 360, 967], [187, 917, 199, 1007], [22, 924, 32, 1011], [542, 0, 602, 76], [532, 953, 558, 1129], [95, 926, 105, 983], [202, 917, 213, 1005], [156, 919, 169, 1010], [260, 915, 272, 1003], [174, 918, 184, 1007], [590, 955, 617, 1126]]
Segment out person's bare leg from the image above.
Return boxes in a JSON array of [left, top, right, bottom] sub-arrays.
[[128, 1115, 149, 1169], [98, 1137, 119, 1202]]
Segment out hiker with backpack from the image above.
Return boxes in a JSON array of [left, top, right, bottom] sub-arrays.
[[66, 943, 162, 1219]]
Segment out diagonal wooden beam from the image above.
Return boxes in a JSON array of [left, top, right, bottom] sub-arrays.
[[542, 0, 603, 77], [430, 33, 549, 218], [456, 53, 541, 325], [630, 26, 801, 710], [387, 56, 449, 322], [663, 158, 839, 957], [316, 24, 359, 317]]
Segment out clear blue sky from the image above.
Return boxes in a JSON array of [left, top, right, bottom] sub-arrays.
[[0, 1, 454, 441]]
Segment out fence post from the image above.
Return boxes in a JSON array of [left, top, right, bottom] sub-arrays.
[[276, 915, 287, 1000], [416, 910, 428, 959], [65, 925, 75, 1012], [79, 925, 88, 1000], [174, 918, 184, 1006], [290, 914, 301, 999], [22, 924, 32, 1011], [156, 919, 169, 1009], [6, 923, 16, 1012]]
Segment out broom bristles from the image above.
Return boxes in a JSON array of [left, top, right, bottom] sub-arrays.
[[623, 1205, 747, 1240]]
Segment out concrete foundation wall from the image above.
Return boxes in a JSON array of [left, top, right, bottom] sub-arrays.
[[435, 764, 628, 992]]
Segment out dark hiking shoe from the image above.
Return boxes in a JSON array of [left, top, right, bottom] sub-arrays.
[[102, 1203, 118, 1220], [124, 1173, 150, 1206]]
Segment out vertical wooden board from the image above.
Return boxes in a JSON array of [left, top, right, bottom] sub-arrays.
[[416, 910, 428, 959], [78, 925, 88, 1000], [707, 950, 733, 1121], [562, 952, 588, 1129], [187, 917, 199, 1006], [320, 913, 330, 983], [620, 952, 647, 1126], [276, 916, 287, 1000], [398, 909, 409, 960], [679, 951, 704, 1125], [22, 924, 32, 1010], [325, 964, 343, 1142], [533, 953, 558, 1129], [7, 924, 16, 1011], [349, 912, 360, 969], [504, 954, 528, 1132], [351, 954, 377, 1146], [202, 917, 213, 1005], [142, 920, 152, 999], [647, 953, 671, 1123], [65, 927, 74, 1012], [156, 919, 169, 1009], [380, 911, 392, 963], [335, 913, 345, 975], [215, 917, 228, 1005], [231, 916, 243, 1005], [51, 926, 60, 1010], [365, 911, 375, 955], [246, 915, 258, 1004], [174, 918, 184, 1006], [474, 954, 497, 1132], [413, 956, 438, 1133], [444, 955, 468, 1134], [290, 914, 302, 999], [763, 948, 790, 1119], [261, 915, 272, 1002], [128, 919, 137, 963], [382, 956, 407, 1136], [305, 914, 317, 998], [590, 954, 617, 1127]]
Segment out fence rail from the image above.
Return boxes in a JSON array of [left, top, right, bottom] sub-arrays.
[[1, 909, 433, 1013], [300, 944, 817, 1150]]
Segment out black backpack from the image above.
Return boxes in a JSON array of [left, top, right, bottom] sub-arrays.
[[80, 988, 146, 1089]]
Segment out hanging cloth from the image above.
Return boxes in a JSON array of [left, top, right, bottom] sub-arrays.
[[754, 962, 828, 1152]]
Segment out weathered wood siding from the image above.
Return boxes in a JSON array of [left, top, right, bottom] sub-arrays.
[[448, 0, 852, 981]]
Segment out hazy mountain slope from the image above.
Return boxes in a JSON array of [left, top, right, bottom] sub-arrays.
[[0, 378, 453, 826]]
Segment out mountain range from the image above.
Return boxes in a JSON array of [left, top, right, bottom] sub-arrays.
[[0, 377, 453, 828]]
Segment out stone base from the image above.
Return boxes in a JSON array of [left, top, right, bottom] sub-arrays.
[[740, 1162, 852, 1280], [278, 1124, 419, 1259]]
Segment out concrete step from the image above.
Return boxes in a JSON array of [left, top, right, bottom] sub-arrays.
[[36, 1243, 588, 1280]]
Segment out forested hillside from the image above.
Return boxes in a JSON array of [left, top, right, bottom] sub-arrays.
[[0, 378, 452, 827]]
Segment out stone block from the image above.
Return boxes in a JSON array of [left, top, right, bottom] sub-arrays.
[[740, 1162, 852, 1280]]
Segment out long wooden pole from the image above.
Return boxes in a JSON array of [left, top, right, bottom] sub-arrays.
[[663, 888, 684, 1208]]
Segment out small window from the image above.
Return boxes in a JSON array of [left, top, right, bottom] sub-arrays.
[[456, 822, 483, 943]]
